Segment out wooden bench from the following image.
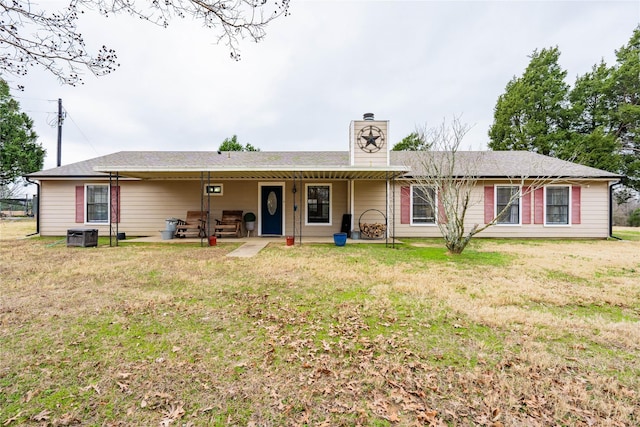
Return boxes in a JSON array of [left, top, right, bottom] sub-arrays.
[[214, 210, 243, 238], [175, 211, 207, 238]]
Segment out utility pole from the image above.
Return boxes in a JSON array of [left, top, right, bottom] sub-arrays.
[[57, 98, 63, 167]]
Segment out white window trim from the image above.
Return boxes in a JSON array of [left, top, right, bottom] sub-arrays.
[[494, 185, 522, 227], [544, 185, 572, 227], [85, 184, 109, 224], [410, 184, 437, 226], [305, 183, 332, 226]]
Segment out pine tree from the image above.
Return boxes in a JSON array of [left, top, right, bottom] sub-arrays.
[[0, 80, 45, 187], [488, 47, 570, 156]]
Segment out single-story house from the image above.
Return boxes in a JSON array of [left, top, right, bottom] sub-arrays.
[[26, 114, 621, 241]]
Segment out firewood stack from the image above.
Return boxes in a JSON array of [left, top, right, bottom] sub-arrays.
[[360, 222, 386, 239]]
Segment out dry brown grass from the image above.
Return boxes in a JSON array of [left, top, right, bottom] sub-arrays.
[[0, 217, 37, 240], [1, 220, 639, 426]]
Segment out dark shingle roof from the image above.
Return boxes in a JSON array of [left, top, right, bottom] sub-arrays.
[[28, 151, 351, 177], [27, 150, 620, 180], [391, 151, 621, 178]]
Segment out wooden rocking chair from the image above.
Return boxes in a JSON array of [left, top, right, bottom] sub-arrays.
[[175, 211, 208, 238], [214, 210, 243, 238]]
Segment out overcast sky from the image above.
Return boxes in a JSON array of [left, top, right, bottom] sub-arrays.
[[13, 0, 640, 170]]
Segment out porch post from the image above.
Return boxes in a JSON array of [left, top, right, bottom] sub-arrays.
[[391, 174, 396, 248], [200, 172, 205, 247], [385, 171, 388, 247], [109, 172, 113, 247], [115, 172, 119, 247], [349, 179, 355, 234], [207, 171, 211, 240]]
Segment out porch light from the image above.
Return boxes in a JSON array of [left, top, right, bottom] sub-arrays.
[[205, 184, 223, 195]]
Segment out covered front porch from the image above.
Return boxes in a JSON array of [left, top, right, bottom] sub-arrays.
[[103, 163, 407, 246]]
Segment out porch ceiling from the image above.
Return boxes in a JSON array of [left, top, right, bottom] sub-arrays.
[[94, 167, 409, 180]]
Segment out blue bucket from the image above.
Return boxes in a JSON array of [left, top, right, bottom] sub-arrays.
[[333, 232, 347, 246]]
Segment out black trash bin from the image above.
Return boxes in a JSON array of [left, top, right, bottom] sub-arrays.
[[340, 214, 352, 238]]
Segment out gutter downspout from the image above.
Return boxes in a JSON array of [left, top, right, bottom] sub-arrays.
[[609, 181, 622, 240], [24, 177, 40, 236]]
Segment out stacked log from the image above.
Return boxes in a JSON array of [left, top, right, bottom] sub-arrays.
[[360, 222, 386, 239]]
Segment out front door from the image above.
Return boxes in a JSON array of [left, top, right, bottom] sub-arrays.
[[260, 185, 283, 235]]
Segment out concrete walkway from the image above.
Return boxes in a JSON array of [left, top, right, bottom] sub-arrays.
[[226, 240, 271, 258]]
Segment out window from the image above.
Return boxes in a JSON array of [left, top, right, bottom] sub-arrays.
[[86, 185, 109, 223], [205, 184, 223, 196], [306, 184, 331, 224], [496, 186, 520, 225], [411, 185, 436, 224], [546, 186, 570, 225]]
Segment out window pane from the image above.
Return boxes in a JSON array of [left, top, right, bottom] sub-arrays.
[[87, 186, 108, 222], [496, 186, 520, 224], [307, 185, 330, 224], [546, 187, 569, 224], [412, 186, 435, 224]]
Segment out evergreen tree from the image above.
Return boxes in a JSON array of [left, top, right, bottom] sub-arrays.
[[565, 62, 622, 173], [218, 135, 260, 152], [0, 80, 45, 187], [488, 47, 570, 156], [392, 132, 430, 151], [608, 27, 640, 191], [489, 30, 640, 192]]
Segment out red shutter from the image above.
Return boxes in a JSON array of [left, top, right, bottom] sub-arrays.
[[571, 186, 581, 225], [534, 188, 544, 224], [400, 186, 410, 224], [437, 193, 447, 224], [75, 186, 84, 223], [111, 186, 120, 223], [484, 186, 494, 224], [522, 187, 531, 224]]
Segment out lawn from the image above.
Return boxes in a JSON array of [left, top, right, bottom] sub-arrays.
[[1, 220, 639, 426]]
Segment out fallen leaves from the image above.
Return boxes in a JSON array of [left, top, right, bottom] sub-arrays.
[[30, 409, 50, 422], [2, 242, 638, 426], [159, 402, 185, 426]]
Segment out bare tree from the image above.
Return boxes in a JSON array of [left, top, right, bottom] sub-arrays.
[[404, 117, 566, 254], [0, 0, 290, 86]]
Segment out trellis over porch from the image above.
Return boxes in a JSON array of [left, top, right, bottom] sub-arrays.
[[103, 165, 409, 248]]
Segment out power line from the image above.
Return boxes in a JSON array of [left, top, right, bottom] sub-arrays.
[[62, 106, 102, 157]]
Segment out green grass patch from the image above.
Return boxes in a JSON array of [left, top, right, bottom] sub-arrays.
[[528, 302, 639, 322], [596, 266, 640, 278], [316, 240, 512, 268], [2, 223, 639, 426], [545, 269, 590, 284], [611, 229, 640, 241]]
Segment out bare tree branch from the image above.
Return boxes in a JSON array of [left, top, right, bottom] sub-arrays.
[[404, 116, 572, 254], [0, 0, 290, 86]]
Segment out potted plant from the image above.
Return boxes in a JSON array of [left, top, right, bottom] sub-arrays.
[[243, 212, 256, 232]]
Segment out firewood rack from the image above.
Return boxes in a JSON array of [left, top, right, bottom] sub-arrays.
[[358, 209, 387, 239]]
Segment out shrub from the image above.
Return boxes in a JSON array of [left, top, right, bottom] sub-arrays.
[[629, 208, 640, 227]]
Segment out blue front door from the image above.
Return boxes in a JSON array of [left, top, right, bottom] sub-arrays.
[[261, 185, 283, 235]]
